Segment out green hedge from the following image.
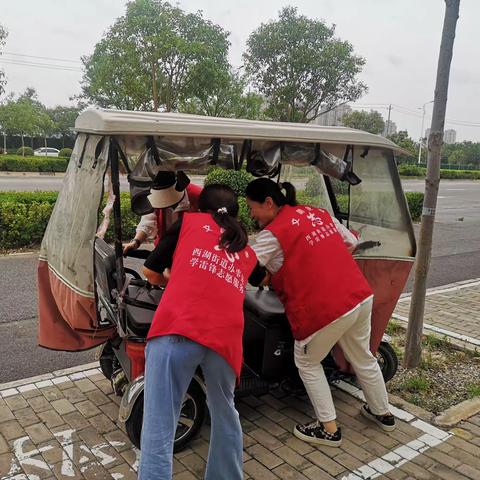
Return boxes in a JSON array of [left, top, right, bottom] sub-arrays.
[[0, 191, 139, 249], [405, 192, 423, 221], [297, 191, 424, 222], [398, 163, 480, 180], [0, 187, 426, 250], [59, 148, 73, 158], [17, 147, 34, 156], [204, 168, 254, 196], [0, 155, 68, 172]]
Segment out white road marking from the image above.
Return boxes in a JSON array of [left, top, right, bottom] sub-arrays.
[[336, 380, 452, 479]]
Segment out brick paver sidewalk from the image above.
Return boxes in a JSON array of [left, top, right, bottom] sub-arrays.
[[394, 279, 480, 349], [1, 363, 479, 479]]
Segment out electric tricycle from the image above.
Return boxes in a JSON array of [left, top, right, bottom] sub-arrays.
[[38, 109, 416, 451]]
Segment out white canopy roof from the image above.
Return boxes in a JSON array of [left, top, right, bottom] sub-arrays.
[[75, 109, 405, 154]]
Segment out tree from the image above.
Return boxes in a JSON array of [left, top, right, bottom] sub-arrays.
[[179, 69, 265, 119], [0, 88, 55, 153], [404, 0, 460, 368], [341, 109, 385, 134], [243, 6, 367, 123], [387, 130, 418, 161], [48, 106, 80, 146], [0, 24, 7, 98], [80, 0, 230, 112]]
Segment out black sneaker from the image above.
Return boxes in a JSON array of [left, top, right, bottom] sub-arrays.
[[361, 405, 396, 432], [293, 420, 342, 447]]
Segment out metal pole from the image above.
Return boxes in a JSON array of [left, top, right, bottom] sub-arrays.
[[405, 0, 460, 368], [418, 105, 426, 165], [418, 100, 434, 164]]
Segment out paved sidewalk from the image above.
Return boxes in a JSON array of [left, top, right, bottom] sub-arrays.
[[1, 363, 479, 480], [394, 278, 480, 350]]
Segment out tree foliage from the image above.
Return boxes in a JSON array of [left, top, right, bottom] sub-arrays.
[[48, 106, 80, 143], [243, 7, 366, 122], [179, 70, 264, 119], [0, 24, 7, 98], [341, 109, 385, 134], [80, 0, 231, 112], [388, 130, 418, 159], [441, 141, 480, 167]]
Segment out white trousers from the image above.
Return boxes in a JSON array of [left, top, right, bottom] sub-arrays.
[[294, 297, 390, 422]]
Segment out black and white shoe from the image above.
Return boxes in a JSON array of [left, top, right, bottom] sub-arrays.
[[361, 405, 396, 432], [293, 420, 342, 447]]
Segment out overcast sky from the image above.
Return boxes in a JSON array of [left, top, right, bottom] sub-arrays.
[[0, 0, 478, 141]]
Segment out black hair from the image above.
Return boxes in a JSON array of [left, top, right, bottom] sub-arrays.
[[245, 178, 297, 207], [198, 184, 248, 253]]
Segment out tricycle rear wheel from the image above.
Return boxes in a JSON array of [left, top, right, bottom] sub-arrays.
[[125, 377, 206, 452], [376, 341, 398, 383]]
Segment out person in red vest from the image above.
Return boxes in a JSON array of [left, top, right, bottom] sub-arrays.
[[123, 174, 202, 254], [245, 178, 395, 448], [138, 184, 259, 480]]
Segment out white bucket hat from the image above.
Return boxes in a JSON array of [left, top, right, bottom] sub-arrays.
[[147, 171, 190, 209]]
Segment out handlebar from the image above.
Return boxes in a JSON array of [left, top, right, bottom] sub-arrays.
[[124, 249, 151, 259]]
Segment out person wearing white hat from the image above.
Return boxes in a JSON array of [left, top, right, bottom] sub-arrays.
[[123, 171, 202, 254]]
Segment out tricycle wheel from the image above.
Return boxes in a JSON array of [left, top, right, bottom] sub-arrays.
[[125, 378, 206, 452], [376, 341, 398, 383]]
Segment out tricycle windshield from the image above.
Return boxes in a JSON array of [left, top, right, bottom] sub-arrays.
[[348, 148, 415, 259]]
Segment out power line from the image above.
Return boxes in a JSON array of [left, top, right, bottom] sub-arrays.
[[352, 102, 480, 127], [0, 59, 82, 72], [3, 51, 82, 64]]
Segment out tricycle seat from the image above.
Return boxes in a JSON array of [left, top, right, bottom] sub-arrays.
[[125, 285, 163, 336]]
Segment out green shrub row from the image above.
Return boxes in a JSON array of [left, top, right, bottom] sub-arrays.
[[0, 192, 139, 249], [0, 185, 425, 250], [398, 163, 480, 180], [297, 191, 423, 222], [16, 147, 34, 156], [0, 155, 68, 172], [404, 192, 424, 221]]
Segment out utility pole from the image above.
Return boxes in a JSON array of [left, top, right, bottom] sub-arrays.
[[404, 0, 460, 368], [417, 100, 433, 164], [385, 104, 392, 136]]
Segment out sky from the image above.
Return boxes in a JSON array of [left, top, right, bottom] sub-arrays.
[[0, 0, 478, 141]]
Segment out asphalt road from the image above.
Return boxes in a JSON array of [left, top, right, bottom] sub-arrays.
[[0, 178, 479, 383]]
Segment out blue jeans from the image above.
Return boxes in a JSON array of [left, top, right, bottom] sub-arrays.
[[138, 335, 243, 480]]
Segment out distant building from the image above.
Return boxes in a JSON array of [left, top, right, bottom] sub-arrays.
[[425, 128, 456, 144], [444, 129, 457, 144], [315, 104, 352, 126], [383, 120, 397, 137]]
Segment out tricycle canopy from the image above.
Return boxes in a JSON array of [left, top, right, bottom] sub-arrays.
[[37, 109, 416, 352]]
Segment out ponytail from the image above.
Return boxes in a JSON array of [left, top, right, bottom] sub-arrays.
[[245, 178, 297, 207], [198, 184, 248, 253], [279, 182, 297, 206], [213, 210, 248, 253]]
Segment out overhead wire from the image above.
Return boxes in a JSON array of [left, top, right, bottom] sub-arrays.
[[0, 58, 82, 72], [3, 51, 82, 64]]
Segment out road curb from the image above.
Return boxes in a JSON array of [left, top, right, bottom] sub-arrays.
[[399, 277, 480, 300], [435, 397, 480, 427], [0, 171, 65, 177], [0, 361, 99, 392]]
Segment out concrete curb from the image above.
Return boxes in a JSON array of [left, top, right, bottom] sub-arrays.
[[0, 171, 66, 177], [434, 397, 480, 427], [399, 277, 480, 300], [0, 361, 99, 391]]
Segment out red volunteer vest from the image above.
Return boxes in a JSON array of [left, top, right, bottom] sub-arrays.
[[148, 212, 257, 378], [154, 184, 202, 246], [266, 205, 372, 341]]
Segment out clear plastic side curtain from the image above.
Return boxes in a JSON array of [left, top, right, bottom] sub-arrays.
[[37, 134, 115, 351]]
